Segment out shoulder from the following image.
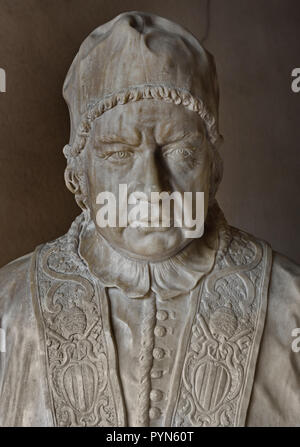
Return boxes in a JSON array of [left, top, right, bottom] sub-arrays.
[[228, 226, 299, 275], [0, 252, 33, 279], [226, 226, 300, 309], [0, 251, 37, 316], [224, 231, 300, 424], [270, 250, 300, 288], [268, 251, 300, 329]]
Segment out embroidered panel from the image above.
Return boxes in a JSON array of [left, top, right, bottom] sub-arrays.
[[173, 228, 268, 427], [35, 233, 118, 426]]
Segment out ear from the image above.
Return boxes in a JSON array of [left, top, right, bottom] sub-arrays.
[[213, 134, 224, 151], [64, 166, 82, 195], [64, 165, 89, 211]]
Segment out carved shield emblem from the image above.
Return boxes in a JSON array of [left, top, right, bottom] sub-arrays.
[[193, 360, 230, 412], [62, 362, 98, 413]]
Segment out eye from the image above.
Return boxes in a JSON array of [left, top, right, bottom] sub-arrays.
[[104, 150, 134, 162], [163, 147, 193, 160]]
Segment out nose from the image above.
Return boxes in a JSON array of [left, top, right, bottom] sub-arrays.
[[141, 151, 165, 197]]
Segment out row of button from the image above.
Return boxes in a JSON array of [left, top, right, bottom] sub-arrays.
[[149, 310, 170, 420]]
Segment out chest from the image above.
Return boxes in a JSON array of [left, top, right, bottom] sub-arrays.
[[33, 229, 271, 426]]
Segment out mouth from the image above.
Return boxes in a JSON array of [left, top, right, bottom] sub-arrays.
[[129, 221, 172, 233], [137, 226, 171, 233]]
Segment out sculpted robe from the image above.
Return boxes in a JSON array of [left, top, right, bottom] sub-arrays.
[[0, 206, 300, 427]]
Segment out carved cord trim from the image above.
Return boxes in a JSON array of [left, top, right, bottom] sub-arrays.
[[63, 83, 221, 162], [136, 295, 157, 426]]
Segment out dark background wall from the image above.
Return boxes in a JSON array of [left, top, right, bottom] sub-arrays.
[[0, 0, 299, 266]]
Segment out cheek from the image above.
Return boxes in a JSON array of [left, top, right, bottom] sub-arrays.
[[86, 153, 139, 192], [180, 158, 212, 194], [85, 156, 106, 213], [198, 163, 211, 192], [86, 155, 115, 197]]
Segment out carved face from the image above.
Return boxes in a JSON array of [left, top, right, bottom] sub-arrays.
[[84, 100, 212, 260]]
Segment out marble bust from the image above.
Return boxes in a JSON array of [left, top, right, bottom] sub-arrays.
[[0, 11, 299, 427]]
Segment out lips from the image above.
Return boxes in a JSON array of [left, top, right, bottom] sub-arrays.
[[129, 220, 172, 232], [130, 217, 174, 226], [136, 225, 171, 233]]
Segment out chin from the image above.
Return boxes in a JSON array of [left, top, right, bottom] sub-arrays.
[[122, 226, 189, 261]]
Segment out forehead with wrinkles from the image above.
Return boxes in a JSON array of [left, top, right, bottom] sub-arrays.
[[88, 100, 206, 147]]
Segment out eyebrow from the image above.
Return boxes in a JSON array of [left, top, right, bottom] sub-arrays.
[[93, 130, 204, 147], [94, 133, 141, 146], [160, 131, 204, 146]]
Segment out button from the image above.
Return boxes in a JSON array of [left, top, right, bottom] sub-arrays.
[[149, 407, 161, 420], [150, 369, 163, 379], [154, 326, 167, 337], [150, 389, 163, 402], [156, 310, 168, 321], [153, 347, 165, 360]]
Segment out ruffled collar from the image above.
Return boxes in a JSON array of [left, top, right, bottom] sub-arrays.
[[77, 203, 227, 300]]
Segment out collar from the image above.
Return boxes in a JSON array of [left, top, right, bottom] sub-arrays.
[[77, 202, 227, 300]]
